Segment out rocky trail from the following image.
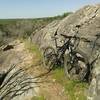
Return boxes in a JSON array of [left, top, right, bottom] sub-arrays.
[[0, 39, 68, 100]]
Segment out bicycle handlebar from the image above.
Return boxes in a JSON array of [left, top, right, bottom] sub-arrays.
[[60, 34, 78, 39], [51, 36, 58, 39], [60, 34, 91, 42]]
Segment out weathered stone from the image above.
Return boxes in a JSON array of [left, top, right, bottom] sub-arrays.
[[32, 20, 60, 50]]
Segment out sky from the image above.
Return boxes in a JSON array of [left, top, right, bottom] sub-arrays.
[[0, 0, 100, 19]]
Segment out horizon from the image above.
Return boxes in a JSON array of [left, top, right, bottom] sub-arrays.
[[0, 0, 100, 19]]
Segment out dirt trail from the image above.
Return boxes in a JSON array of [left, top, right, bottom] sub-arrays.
[[3, 40, 67, 100], [39, 75, 68, 100]]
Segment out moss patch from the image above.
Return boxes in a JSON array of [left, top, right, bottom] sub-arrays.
[[31, 96, 46, 100]]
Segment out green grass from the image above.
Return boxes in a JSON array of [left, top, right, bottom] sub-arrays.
[[52, 68, 88, 100], [24, 39, 43, 59], [31, 96, 46, 100]]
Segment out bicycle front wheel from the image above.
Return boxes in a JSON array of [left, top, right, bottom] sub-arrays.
[[43, 47, 56, 70]]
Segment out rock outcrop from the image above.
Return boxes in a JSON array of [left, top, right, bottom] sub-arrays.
[[32, 4, 100, 100], [0, 40, 39, 100], [32, 20, 60, 49]]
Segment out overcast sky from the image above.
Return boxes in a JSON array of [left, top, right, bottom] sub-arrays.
[[0, 0, 100, 19]]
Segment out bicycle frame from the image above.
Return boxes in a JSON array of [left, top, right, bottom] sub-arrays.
[[51, 35, 73, 65]]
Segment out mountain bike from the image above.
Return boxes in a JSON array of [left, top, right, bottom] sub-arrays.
[[43, 33, 98, 82]]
